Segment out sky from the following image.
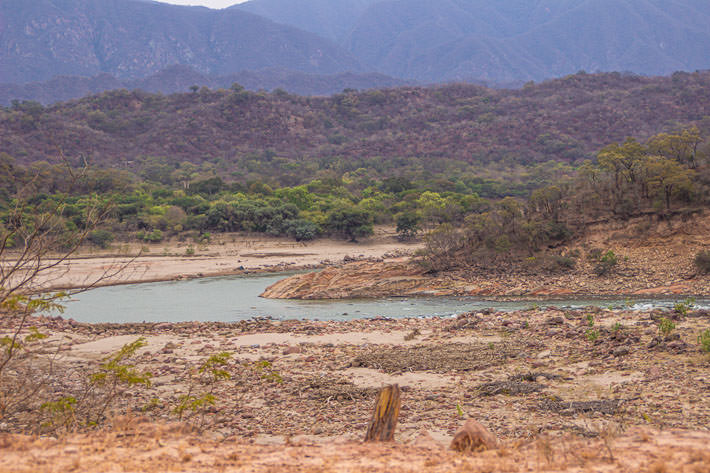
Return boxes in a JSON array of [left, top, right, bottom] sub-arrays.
[[158, 0, 246, 8]]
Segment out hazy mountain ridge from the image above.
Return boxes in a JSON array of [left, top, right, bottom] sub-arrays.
[[233, 0, 380, 44], [0, 0, 363, 84], [240, 0, 710, 82], [0, 65, 410, 106]]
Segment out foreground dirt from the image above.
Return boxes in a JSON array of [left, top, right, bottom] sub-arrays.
[[263, 214, 710, 299], [1, 421, 709, 473], [2, 304, 710, 471]]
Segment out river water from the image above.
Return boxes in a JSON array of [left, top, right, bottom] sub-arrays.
[[59, 272, 710, 324]]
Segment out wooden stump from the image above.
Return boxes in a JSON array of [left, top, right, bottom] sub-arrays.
[[364, 384, 401, 442]]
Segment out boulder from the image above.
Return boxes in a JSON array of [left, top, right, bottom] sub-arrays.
[[450, 419, 497, 452]]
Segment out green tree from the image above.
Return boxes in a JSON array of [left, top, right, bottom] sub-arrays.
[[396, 211, 421, 240], [325, 206, 373, 241]]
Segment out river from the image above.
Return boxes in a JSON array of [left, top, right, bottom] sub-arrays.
[[57, 272, 710, 324]]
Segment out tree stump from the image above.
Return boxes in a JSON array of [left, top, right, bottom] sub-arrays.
[[364, 384, 401, 442]]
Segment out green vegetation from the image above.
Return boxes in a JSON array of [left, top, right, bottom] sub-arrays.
[[175, 352, 232, 427], [674, 298, 696, 316], [39, 338, 151, 432], [657, 318, 676, 339], [594, 251, 618, 277], [585, 328, 599, 342], [1, 76, 709, 265], [416, 126, 709, 271], [698, 330, 710, 354]]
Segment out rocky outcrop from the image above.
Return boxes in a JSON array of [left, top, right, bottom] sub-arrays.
[[260, 261, 455, 299], [260, 255, 710, 300]]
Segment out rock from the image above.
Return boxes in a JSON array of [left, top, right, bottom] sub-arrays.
[[259, 261, 443, 300], [450, 419, 498, 452], [282, 346, 301, 355], [613, 346, 630, 357], [536, 350, 552, 359]]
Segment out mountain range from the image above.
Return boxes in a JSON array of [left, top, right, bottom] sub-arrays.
[[1, 0, 710, 104], [237, 0, 710, 82], [0, 0, 361, 84]]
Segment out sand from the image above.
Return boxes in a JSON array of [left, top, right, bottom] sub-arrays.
[[23, 227, 421, 290]]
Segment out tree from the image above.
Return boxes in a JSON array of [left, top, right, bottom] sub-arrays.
[[648, 127, 702, 169], [1, 167, 133, 425], [325, 206, 373, 241], [644, 156, 695, 209], [395, 211, 421, 240]]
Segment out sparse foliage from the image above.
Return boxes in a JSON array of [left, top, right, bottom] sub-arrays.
[[657, 318, 676, 339]]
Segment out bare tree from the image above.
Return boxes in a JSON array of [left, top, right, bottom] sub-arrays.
[[0, 164, 137, 427]]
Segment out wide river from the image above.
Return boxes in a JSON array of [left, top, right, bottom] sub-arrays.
[[60, 272, 710, 324]]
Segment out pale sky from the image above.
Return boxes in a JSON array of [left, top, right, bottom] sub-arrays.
[[157, 0, 247, 9]]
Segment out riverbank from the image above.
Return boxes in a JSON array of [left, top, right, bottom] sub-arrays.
[[24, 227, 420, 291], [2, 306, 710, 471], [263, 214, 710, 299]]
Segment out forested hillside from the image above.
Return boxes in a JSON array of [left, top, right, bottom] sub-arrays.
[[2, 71, 709, 181]]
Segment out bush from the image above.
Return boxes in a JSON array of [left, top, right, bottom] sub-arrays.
[[694, 250, 710, 274], [674, 298, 695, 316], [138, 229, 164, 242], [698, 329, 710, 354], [658, 317, 676, 339], [594, 250, 618, 276], [87, 229, 114, 249]]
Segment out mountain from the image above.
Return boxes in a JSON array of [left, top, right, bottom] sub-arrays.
[[235, 0, 378, 42], [234, 0, 379, 43], [0, 65, 410, 106], [2, 71, 709, 171], [0, 0, 362, 84], [236, 0, 710, 83]]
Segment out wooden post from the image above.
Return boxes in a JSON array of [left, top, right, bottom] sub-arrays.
[[364, 384, 401, 442]]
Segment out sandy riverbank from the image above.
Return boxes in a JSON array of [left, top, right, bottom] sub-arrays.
[[24, 227, 421, 291]]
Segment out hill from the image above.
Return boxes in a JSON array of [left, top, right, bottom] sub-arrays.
[[2, 71, 709, 175], [0, 0, 362, 84], [0, 65, 409, 106]]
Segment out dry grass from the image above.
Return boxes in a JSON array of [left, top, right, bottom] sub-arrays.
[[1, 418, 710, 472]]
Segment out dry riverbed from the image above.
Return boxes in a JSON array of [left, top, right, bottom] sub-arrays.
[[2, 305, 710, 472]]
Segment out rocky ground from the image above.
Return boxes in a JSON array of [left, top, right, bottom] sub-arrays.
[[2, 304, 710, 471]]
